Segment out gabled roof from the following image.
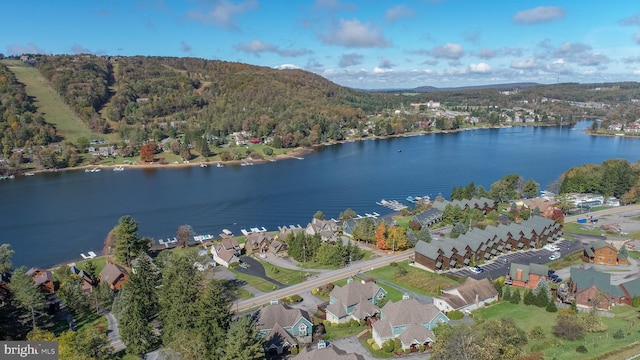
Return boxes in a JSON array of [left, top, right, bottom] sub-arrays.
[[99, 263, 129, 286], [257, 303, 311, 331], [379, 298, 442, 326], [264, 321, 297, 350], [509, 263, 547, 281], [438, 277, 498, 310], [621, 278, 640, 298], [330, 280, 383, 307], [570, 266, 624, 297], [398, 324, 435, 348], [295, 344, 364, 360]]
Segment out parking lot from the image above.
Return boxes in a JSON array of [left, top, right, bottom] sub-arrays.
[[447, 238, 582, 281]]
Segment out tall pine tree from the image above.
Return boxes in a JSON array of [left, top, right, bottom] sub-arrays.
[[222, 316, 265, 360], [118, 255, 159, 355], [196, 279, 232, 359]]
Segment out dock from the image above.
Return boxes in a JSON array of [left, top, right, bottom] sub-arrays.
[[376, 199, 408, 211]]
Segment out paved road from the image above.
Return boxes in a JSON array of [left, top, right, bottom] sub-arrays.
[[103, 309, 126, 353], [235, 250, 413, 312]]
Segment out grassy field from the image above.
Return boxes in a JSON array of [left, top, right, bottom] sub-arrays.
[[364, 260, 460, 296], [322, 324, 367, 341], [562, 222, 603, 236], [547, 250, 585, 270], [229, 261, 312, 292], [474, 301, 640, 360], [3, 61, 98, 143]]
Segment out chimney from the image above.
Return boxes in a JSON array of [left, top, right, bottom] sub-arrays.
[[516, 268, 523, 281]]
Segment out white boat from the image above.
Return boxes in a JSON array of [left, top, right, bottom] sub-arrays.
[[24, 172, 35, 176], [113, 166, 124, 171], [222, 229, 233, 236], [200, 163, 208, 168], [217, 163, 224, 168]]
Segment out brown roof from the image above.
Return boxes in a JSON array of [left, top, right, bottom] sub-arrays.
[[398, 324, 435, 347], [438, 277, 498, 310], [379, 298, 441, 325], [99, 263, 129, 286]]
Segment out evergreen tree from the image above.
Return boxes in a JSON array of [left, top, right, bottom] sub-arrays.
[[510, 289, 521, 304], [196, 279, 232, 359], [523, 290, 535, 305], [222, 316, 265, 360], [8, 267, 51, 331], [113, 215, 149, 266], [633, 295, 640, 308], [118, 256, 159, 355], [159, 254, 202, 345], [502, 286, 511, 302], [546, 299, 558, 312]]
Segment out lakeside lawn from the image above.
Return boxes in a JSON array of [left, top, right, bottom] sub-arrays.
[[229, 261, 313, 293], [364, 260, 460, 297], [473, 301, 640, 360]]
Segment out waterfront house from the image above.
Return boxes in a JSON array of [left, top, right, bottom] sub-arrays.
[[434, 277, 498, 313], [504, 263, 548, 289], [246, 232, 274, 254], [325, 278, 386, 324], [583, 240, 628, 265], [412, 208, 443, 228], [294, 341, 363, 360], [211, 242, 240, 268], [371, 297, 449, 351], [26, 268, 55, 294], [256, 302, 313, 355], [69, 265, 94, 293], [305, 218, 339, 242], [98, 263, 129, 291]]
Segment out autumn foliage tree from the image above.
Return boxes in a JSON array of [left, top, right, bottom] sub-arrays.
[[139, 142, 156, 162], [376, 222, 388, 250], [176, 225, 194, 248]]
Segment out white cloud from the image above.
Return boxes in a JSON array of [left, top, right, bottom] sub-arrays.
[[513, 6, 565, 25], [619, 13, 640, 26], [275, 64, 301, 70], [372, 66, 392, 74], [469, 63, 491, 73], [71, 43, 92, 54], [431, 43, 464, 60], [510, 59, 538, 69], [322, 18, 391, 48], [236, 40, 312, 57], [186, 0, 258, 30], [386, 5, 414, 22], [378, 57, 395, 69]]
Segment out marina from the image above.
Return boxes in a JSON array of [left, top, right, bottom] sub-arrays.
[[376, 199, 408, 211]]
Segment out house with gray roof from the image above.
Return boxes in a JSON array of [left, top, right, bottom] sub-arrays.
[[305, 218, 339, 242], [566, 266, 626, 310], [371, 297, 449, 351], [295, 341, 364, 360], [414, 216, 560, 272], [434, 277, 498, 313], [256, 302, 314, 355], [412, 208, 443, 228], [326, 278, 386, 324]]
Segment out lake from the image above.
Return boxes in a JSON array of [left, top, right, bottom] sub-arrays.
[[2, 121, 639, 268]]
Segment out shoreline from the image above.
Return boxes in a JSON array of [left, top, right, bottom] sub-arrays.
[[21, 121, 624, 175]]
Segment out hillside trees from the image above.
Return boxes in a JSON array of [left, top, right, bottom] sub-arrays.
[[112, 215, 149, 266], [8, 267, 51, 331], [559, 159, 640, 199]]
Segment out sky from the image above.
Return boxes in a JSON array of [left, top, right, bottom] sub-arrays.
[[3, 0, 640, 89]]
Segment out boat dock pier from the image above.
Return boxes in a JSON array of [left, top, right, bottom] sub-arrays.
[[376, 199, 408, 211]]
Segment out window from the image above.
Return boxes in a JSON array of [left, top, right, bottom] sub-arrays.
[[299, 323, 307, 335]]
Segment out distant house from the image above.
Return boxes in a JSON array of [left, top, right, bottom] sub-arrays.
[[25, 268, 55, 294], [99, 263, 129, 290], [246, 232, 273, 254], [294, 341, 363, 360], [325, 278, 386, 324], [504, 263, 548, 289], [371, 297, 449, 351], [583, 240, 628, 265], [256, 302, 314, 355], [412, 208, 442, 228], [434, 277, 498, 313]]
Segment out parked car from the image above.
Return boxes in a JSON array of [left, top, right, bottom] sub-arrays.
[[544, 244, 560, 252], [549, 253, 561, 261], [548, 269, 556, 277], [473, 266, 485, 273], [553, 277, 563, 283]]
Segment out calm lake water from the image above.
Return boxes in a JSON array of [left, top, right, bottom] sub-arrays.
[[2, 121, 639, 268]]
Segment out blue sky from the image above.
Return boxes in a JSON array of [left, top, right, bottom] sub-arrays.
[[3, 0, 640, 89]]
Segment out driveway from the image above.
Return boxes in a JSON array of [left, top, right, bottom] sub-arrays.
[[236, 255, 286, 288], [331, 337, 430, 360]]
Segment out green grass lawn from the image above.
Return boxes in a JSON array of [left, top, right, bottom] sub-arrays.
[[4, 61, 99, 143], [263, 262, 314, 286], [364, 261, 460, 296], [629, 251, 640, 260], [562, 222, 603, 236], [322, 324, 367, 341], [474, 301, 640, 360], [547, 250, 584, 270], [229, 268, 280, 292]]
